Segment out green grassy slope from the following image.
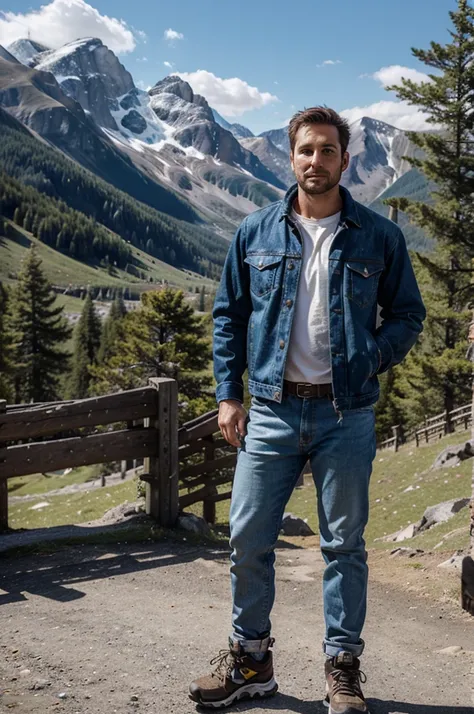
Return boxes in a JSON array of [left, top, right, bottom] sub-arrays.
[[0, 220, 216, 292]]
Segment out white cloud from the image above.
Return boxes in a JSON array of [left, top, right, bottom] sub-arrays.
[[164, 28, 183, 43], [173, 69, 279, 117], [316, 59, 342, 68], [136, 79, 152, 91], [137, 56, 148, 63], [134, 29, 147, 44], [372, 64, 432, 88], [0, 0, 138, 53], [341, 99, 432, 131], [164, 61, 173, 69]]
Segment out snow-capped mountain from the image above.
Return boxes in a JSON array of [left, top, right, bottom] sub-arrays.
[[255, 117, 416, 203], [148, 76, 283, 188], [212, 109, 254, 139], [7, 38, 50, 65], [1, 38, 285, 238], [343, 117, 415, 203], [239, 135, 294, 188]]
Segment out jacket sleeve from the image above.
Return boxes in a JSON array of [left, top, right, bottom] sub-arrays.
[[212, 219, 252, 403], [374, 225, 426, 373]]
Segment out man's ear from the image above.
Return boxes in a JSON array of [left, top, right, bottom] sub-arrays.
[[342, 152, 350, 172], [290, 152, 294, 172]]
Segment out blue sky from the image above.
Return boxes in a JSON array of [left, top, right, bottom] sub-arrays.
[[0, 0, 458, 134]]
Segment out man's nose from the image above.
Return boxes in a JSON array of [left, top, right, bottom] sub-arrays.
[[310, 151, 323, 166]]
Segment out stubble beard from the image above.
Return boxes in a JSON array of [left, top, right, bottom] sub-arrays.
[[298, 165, 343, 196]]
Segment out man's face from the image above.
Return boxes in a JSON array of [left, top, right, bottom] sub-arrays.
[[290, 124, 349, 195]]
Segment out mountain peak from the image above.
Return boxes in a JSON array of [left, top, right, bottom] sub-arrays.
[[7, 38, 50, 65], [149, 75, 196, 105], [355, 116, 398, 133]]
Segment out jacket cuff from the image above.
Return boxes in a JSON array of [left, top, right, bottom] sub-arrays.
[[215, 381, 244, 404], [375, 333, 394, 374]]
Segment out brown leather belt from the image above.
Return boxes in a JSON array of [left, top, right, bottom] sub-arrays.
[[283, 380, 333, 399]]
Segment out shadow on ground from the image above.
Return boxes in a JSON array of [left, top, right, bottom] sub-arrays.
[[201, 693, 474, 713], [0, 532, 302, 606]]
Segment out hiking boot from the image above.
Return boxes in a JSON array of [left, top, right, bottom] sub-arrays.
[[188, 638, 278, 708], [324, 652, 368, 714]]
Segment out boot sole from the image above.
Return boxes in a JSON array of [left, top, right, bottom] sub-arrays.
[[323, 694, 371, 714], [189, 678, 278, 708]]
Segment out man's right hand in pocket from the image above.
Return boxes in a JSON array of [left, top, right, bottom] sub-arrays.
[[218, 400, 248, 447]]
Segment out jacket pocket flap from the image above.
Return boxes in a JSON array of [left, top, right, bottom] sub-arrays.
[[346, 262, 384, 278], [245, 255, 284, 271]]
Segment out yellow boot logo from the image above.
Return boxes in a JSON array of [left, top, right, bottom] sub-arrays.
[[240, 667, 257, 680]]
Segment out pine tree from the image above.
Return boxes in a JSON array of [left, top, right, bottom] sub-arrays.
[[69, 293, 102, 398], [199, 285, 206, 312], [97, 293, 127, 363], [0, 282, 15, 401], [91, 288, 214, 423], [10, 246, 72, 403], [384, 0, 473, 422]]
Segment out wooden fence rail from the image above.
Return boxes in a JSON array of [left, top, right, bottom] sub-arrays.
[[0, 378, 178, 532], [377, 402, 472, 451]]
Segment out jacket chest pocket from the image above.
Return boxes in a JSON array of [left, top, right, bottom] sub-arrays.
[[346, 261, 384, 309], [244, 254, 283, 297]]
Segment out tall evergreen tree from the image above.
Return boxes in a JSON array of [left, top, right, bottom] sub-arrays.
[[0, 282, 14, 401], [11, 246, 72, 403], [97, 293, 126, 363], [91, 288, 214, 423], [384, 0, 473, 423], [69, 293, 102, 398]]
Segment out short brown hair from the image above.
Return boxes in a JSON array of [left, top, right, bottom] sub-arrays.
[[288, 107, 351, 154]]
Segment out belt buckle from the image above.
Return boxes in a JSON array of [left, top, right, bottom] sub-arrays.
[[297, 383, 314, 398]]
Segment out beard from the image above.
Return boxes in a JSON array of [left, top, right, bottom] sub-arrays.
[[297, 165, 343, 195]]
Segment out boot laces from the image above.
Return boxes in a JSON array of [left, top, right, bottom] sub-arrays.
[[209, 649, 240, 679], [332, 666, 367, 699]]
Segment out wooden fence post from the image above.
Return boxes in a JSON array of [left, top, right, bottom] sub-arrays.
[[391, 425, 400, 452], [0, 400, 7, 532], [202, 435, 217, 524], [145, 378, 179, 527]]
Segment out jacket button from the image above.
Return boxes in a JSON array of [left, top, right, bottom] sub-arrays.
[[288, 262, 294, 270], [279, 340, 285, 349], [286, 299, 293, 307], [258, 261, 264, 268], [274, 392, 280, 400]]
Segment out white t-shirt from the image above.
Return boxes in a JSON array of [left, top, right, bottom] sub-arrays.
[[284, 208, 341, 384]]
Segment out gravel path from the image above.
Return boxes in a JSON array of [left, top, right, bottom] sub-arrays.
[[1, 540, 473, 713]]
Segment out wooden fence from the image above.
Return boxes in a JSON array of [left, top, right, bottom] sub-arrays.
[[1, 379, 471, 532], [377, 402, 472, 452], [0, 378, 179, 532]]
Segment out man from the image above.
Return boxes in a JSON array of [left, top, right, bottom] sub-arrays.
[[189, 107, 426, 713]]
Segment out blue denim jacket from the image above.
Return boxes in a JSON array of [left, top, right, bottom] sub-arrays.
[[213, 183, 426, 412]]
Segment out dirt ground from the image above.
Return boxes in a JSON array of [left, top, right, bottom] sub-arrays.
[[1, 538, 473, 714]]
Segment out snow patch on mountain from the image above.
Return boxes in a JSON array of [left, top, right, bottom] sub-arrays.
[[6, 38, 50, 66]]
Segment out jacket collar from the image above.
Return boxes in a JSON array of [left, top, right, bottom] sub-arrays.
[[279, 183, 362, 229]]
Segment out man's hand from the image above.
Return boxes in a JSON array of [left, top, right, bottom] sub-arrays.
[[218, 400, 247, 447]]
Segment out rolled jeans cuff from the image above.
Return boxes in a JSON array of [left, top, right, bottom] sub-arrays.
[[230, 634, 273, 653], [323, 638, 365, 658]]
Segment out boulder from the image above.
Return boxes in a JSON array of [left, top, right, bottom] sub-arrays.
[[432, 440, 474, 470], [419, 498, 470, 531], [390, 547, 424, 558], [437, 552, 464, 570], [178, 512, 212, 537], [280, 513, 315, 537]]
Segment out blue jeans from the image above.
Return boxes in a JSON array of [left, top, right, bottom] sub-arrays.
[[229, 394, 376, 657]]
